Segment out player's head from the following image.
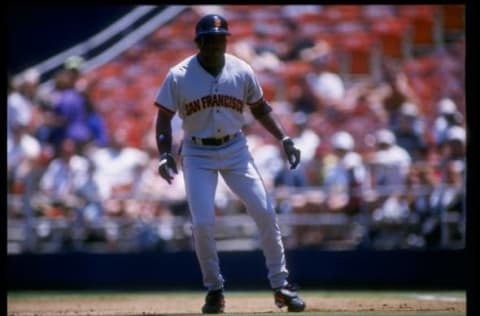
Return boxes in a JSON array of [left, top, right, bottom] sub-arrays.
[[194, 14, 230, 63], [195, 14, 231, 41]]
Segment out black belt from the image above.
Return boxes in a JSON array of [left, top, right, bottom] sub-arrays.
[[192, 133, 238, 146]]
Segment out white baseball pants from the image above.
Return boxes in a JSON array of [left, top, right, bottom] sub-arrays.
[[181, 133, 289, 290]]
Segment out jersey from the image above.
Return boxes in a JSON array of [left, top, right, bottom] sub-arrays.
[[155, 53, 263, 139]]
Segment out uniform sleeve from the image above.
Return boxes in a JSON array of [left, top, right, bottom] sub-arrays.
[[155, 70, 178, 113], [244, 64, 264, 105]]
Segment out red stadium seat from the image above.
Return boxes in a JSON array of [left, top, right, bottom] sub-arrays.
[[324, 5, 363, 23], [338, 31, 377, 75], [371, 16, 410, 60], [277, 60, 313, 89], [441, 5, 465, 34], [228, 19, 255, 41], [397, 5, 439, 47]]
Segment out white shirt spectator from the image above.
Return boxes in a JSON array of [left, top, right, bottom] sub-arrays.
[[432, 98, 463, 145], [371, 129, 412, 190], [8, 132, 41, 171], [306, 71, 345, 104], [294, 128, 320, 162], [324, 151, 367, 193], [8, 68, 39, 140], [325, 131, 367, 194], [39, 155, 90, 200], [89, 146, 149, 199], [372, 146, 411, 183], [8, 92, 32, 132]]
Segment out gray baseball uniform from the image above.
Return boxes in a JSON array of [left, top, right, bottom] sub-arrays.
[[155, 53, 288, 291]]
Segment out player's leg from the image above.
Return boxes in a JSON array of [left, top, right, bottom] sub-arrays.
[[221, 150, 288, 289], [182, 155, 225, 292], [221, 150, 306, 312]]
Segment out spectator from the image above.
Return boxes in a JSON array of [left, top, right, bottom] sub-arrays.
[[422, 133, 465, 248], [230, 28, 282, 73], [63, 55, 85, 87], [34, 138, 89, 219], [402, 162, 437, 248], [63, 56, 109, 149], [323, 131, 367, 214], [278, 18, 315, 61], [370, 61, 421, 128], [427, 159, 465, 247], [393, 102, 427, 161], [7, 122, 42, 218], [54, 69, 91, 147], [305, 56, 346, 122], [88, 128, 149, 218], [36, 55, 85, 107], [76, 159, 104, 224], [37, 69, 90, 149], [8, 68, 39, 137], [289, 75, 319, 114], [7, 122, 41, 187], [438, 125, 466, 179], [84, 97, 109, 148], [432, 97, 464, 148], [72, 159, 108, 248], [251, 23, 280, 56], [365, 129, 412, 221], [7, 72, 42, 217]]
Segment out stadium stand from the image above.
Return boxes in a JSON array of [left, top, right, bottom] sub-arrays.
[[8, 5, 465, 253]]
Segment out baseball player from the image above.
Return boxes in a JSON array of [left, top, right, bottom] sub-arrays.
[[154, 14, 306, 313]]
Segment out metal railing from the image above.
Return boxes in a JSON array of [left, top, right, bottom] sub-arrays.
[[7, 181, 466, 254]]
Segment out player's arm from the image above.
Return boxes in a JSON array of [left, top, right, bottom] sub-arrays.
[[155, 105, 174, 155], [250, 98, 301, 169], [155, 104, 178, 184], [250, 98, 286, 141]]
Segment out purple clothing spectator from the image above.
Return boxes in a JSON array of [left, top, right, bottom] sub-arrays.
[[86, 111, 109, 147], [52, 89, 91, 145]]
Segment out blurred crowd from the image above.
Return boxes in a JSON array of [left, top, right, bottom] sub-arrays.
[[7, 5, 466, 253]]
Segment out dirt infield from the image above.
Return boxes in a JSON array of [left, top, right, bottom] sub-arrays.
[[7, 291, 466, 316]]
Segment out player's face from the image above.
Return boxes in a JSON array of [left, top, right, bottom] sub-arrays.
[[198, 34, 227, 61]]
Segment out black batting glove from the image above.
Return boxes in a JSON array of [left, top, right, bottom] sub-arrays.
[[158, 152, 178, 184], [282, 137, 301, 170]]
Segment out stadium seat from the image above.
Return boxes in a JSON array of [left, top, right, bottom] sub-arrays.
[[371, 16, 410, 60], [338, 31, 377, 75], [277, 60, 312, 90], [441, 5, 464, 36], [397, 5, 439, 47], [324, 5, 363, 23], [228, 19, 255, 41], [295, 10, 327, 24]]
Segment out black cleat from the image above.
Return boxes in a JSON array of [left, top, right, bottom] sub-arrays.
[[273, 283, 306, 312], [202, 288, 225, 314]]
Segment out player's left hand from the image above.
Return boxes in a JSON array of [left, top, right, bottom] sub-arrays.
[[282, 137, 301, 170], [158, 153, 178, 184]]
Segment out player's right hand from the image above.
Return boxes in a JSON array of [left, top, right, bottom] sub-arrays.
[[158, 153, 178, 184], [282, 137, 301, 170]]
